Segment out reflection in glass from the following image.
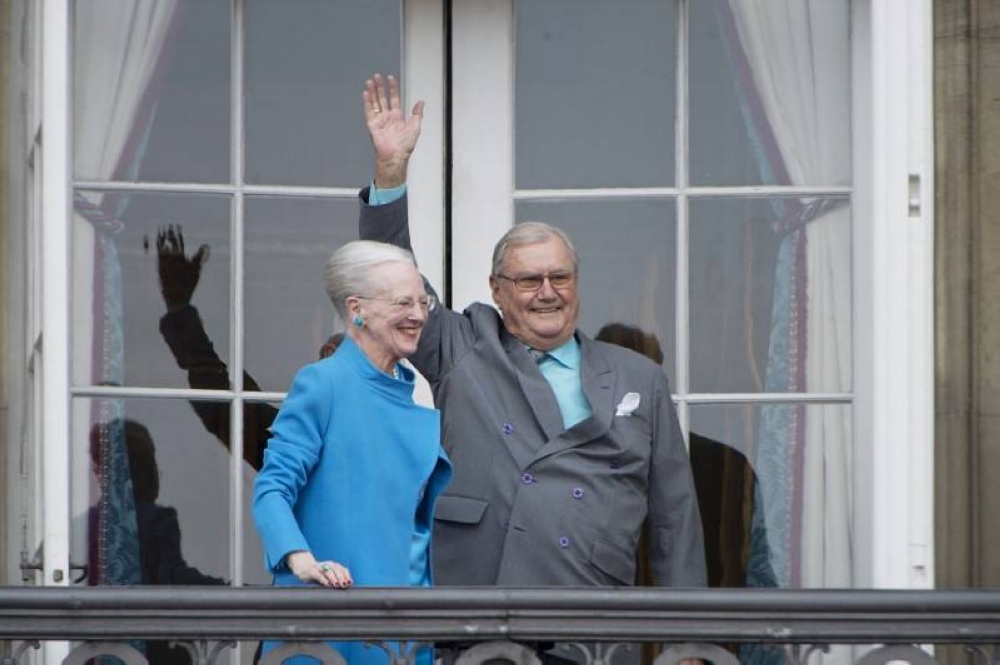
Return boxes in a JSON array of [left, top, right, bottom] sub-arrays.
[[688, 0, 763, 186], [690, 402, 853, 591], [245, 0, 400, 186], [516, 199, 677, 375], [689, 197, 852, 393], [242, 400, 285, 588], [73, 0, 230, 183], [515, 0, 676, 189], [597, 328, 788, 665], [160, 270, 280, 470], [689, 0, 850, 187], [158, 216, 344, 469], [245, 196, 358, 392], [71, 397, 232, 663], [72, 191, 231, 390]]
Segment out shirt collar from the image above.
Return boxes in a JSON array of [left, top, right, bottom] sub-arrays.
[[531, 336, 581, 369]]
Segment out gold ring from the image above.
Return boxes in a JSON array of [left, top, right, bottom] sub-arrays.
[[321, 564, 332, 572]]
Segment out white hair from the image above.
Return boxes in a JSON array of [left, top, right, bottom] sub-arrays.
[[324, 240, 416, 320], [491, 221, 579, 277]]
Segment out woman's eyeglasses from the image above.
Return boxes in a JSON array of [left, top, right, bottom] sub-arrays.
[[356, 294, 438, 313]]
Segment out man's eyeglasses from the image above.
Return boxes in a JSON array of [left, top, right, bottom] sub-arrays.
[[356, 294, 438, 313], [496, 271, 577, 292]]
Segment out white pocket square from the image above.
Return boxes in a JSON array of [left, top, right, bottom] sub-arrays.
[[615, 392, 641, 417]]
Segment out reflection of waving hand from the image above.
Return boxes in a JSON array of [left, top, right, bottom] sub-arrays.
[[362, 73, 423, 189], [156, 225, 210, 312]]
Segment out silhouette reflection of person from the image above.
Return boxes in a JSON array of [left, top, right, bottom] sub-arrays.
[[155, 226, 343, 470], [154, 227, 343, 664], [90, 418, 227, 586], [594, 323, 782, 665], [89, 418, 225, 665]]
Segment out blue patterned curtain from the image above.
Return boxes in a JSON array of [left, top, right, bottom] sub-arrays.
[[75, 1, 186, 589]]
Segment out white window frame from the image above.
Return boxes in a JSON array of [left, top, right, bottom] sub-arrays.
[[852, 0, 935, 589], [40, 0, 72, 598], [5, 0, 45, 588]]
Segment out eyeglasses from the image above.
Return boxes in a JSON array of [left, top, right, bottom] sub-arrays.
[[496, 271, 577, 292], [356, 294, 438, 313]]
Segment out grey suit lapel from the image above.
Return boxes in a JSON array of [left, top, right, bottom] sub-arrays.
[[501, 329, 565, 460], [579, 334, 615, 431], [530, 334, 615, 464]]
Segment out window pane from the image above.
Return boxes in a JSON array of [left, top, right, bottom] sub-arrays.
[[687, 0, 759, 186], [72, 191, 231, 390], [244, 0, 401, 186], [73, 0, 231, 183], [242, 399, 282, 587], [70, 397, 233, 589], [689, 0, 851, 186], [516, 199, 677, 375], [689, 403, 854, 589], [688, 197, 852, 393], [515, 0, 677, 189], [244, 196, 358, 392]]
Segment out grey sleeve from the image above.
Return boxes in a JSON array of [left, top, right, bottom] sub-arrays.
[[647, 372, 709, 587], [358, 186, 413, 250], [357, 187, 477, 383]]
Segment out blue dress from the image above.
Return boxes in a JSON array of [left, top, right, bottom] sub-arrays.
[[253, 336, 452, 665]]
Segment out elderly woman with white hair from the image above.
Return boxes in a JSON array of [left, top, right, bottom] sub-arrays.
[[253, 239, 452, 665]]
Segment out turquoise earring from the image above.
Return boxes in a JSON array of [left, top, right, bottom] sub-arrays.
[[352, 315, 364, 328]]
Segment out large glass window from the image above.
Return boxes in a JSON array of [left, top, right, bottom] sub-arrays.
[[11, 0, 933, 611], [68, 0, 404, 603], [514, 0, 678, 189], [499, 0, 853, 589]]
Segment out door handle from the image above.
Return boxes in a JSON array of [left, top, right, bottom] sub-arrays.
[[19, 550, 90, 584]]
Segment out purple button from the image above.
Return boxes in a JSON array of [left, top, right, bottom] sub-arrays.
[[572, 487, 584, 500], [521, 472, 535, 485], [502, 423, 514, 435], [558, 536, 570, 549], [609, 458, 620, 469]]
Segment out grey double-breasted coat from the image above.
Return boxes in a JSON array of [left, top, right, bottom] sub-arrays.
[[359, 190, 707, 588]]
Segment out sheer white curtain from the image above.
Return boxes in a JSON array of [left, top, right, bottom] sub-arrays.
[[74, 1, 181, 178], [725, 0, 853, 590], [72, 0, 182, 585], [73, 0, 181, 381]]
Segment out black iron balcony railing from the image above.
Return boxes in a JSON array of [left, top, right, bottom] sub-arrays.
[[2, 587, 1000, 665]]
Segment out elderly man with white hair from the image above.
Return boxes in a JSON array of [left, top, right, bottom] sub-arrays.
[[357, 73, 706, 597]]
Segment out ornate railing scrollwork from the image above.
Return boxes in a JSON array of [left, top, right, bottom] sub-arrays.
[[785, 642, 831, 665], [1, 640, 39, 665], [171, 639, 236, 665], [856, 644, 936, 665], [62, 641, 147, 665], [257, 641, 346, 665], [558, 640, 633, 664], [967, 644, 1000, 665], [453, 640, 541, 665], [365, 639, 435, 664], [656, 642, 741, 665]]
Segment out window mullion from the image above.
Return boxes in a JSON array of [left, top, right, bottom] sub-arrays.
[[675, 0, 690, 439], [229, 0, 247, 589]]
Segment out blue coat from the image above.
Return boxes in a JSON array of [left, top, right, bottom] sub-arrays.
[[253, 336, 452, 665]]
